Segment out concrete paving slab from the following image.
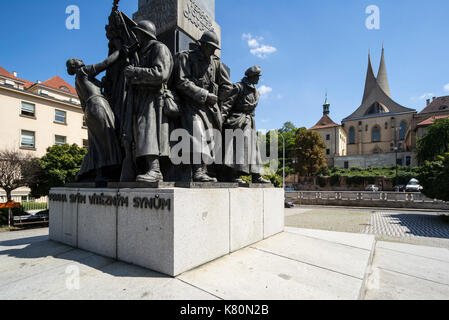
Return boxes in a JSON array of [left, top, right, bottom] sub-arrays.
[[377, 241, 449, 263], [0, 247, 95, 287], [372, 246, 449, 286], [251, 232, 371, 279], [364, 267, 449, 300], [0, 228, 49, 242], [0, 240, 73, 268], [285, 227, 375, 251], [0, 254, 114, 300], [52, 262, 217, 300], [178, 247, 363, 300]]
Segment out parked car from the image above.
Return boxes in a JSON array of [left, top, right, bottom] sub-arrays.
[[394, 185, 406, 192], [284, 187, 295, 191], [284, 200, 295, 208], [365, 185, 380, 192], [406, 179, 423, 192]]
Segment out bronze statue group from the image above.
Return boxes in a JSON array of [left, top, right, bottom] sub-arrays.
[[67, 7, 269, 185]]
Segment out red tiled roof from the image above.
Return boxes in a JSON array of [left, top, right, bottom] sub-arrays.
[[310, 114, 340, 130], [0, 66, 76, 95], [0, 66, 25, 83], [417, 115, 449, 127], [40, 76, 77, 95]]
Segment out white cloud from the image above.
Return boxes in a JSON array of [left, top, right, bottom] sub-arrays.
[[250, 45, 277, 58], [258, 85, 273, 98], [444, 83, 449, 92], [242, 33, 277, 59]]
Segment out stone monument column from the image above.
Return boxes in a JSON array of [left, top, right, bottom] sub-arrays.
[[133, 0, 221, 56]]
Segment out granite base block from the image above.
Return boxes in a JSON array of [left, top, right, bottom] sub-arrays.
[[49, 187, 284, 277]]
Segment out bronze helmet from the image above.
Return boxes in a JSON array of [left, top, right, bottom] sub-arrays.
[[199, 30, 220, 50], [133, 20, 157, 40]]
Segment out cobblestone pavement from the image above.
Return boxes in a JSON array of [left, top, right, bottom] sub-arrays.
[[363, 212, 449, 239]]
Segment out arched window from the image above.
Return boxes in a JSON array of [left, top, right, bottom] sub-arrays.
[[366, 102, 388, 115], [399, 121, 407, 140], [372, 126, 381, 142], [349, 127, 355, 144]]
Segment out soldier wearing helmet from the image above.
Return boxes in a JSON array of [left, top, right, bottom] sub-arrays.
[[222, 66, 270, 184], [173, 30, 233, 182], [123, 20, 174, 183]]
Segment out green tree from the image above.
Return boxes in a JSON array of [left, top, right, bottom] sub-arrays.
[[416, 118, 449, 163], [278, 121, 299, 159], [418, 153, 449, 202], [29, 144, 86, 198], [293, 128, 327, 176]]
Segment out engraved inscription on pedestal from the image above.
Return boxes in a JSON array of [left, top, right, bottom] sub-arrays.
[[134, 0, 221, 44], [133, 0, 178, 35]]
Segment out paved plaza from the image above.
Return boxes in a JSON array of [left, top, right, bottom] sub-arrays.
[[1, 223, 449, 300], [286, 206, 449, 248], [363, 211, 449, 239]]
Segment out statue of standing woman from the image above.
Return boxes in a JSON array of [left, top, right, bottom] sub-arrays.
[[66, 52, 123, 182]]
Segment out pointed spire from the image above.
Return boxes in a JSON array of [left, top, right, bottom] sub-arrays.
[[362, 51, 377, 104], [377, 44, 391, 97], [323, 91, 330, 115]]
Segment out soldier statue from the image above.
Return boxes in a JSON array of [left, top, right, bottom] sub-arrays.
[[123, 20, 174, 183], [66, 52, 123, 182], [222, 66, 270, 184], [174, 30, 233, 182]]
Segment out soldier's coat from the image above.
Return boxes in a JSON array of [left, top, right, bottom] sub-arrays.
[[222, 77, 263, 175], [174, 49, 233, 163], [131, 40, 174, 158]]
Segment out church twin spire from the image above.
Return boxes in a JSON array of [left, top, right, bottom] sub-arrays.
[[362, 45, 391, 104]]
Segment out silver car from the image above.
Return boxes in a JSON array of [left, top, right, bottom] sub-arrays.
[[406, 179, 423, 192], [365, 185, 380, 192]]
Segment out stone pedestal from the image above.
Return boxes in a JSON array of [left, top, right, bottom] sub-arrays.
[[49, 186, 284, 277]]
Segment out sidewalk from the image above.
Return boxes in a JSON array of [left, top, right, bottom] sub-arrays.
[[0, 228, 374, 300], [1, 227, 448, 300]]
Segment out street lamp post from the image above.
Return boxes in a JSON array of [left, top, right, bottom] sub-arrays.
[[277, 131, 286, 189]]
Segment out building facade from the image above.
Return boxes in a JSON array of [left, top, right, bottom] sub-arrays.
[[406, 96, 449, 152], [310, 96, 347, 167], [335, 48, 417, 168], [0, 66, 86, 201]]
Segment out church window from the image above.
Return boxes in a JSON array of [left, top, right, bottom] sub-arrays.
[[372, 126, 381, 142], [366, 102, 387, 115], [349, 127, 356, 144], [399, 121, 407, 140]]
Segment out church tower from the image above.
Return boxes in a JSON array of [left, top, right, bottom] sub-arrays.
[[323, 92, 330, 115]]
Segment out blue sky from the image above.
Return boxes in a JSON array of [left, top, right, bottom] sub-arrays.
[[1, 0, 449, 130]]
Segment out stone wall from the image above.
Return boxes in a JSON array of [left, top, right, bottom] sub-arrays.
[[286, 191, 449, 210]]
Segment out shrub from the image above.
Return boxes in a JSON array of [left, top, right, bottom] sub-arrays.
[[329, 174, 341, 186], [317, 176, 327, 188]]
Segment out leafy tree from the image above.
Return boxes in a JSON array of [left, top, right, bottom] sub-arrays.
[[0, 149, 40, 202], [418, 153, 449, 202], [293, 128, 327, 176], [416, 118, 449, 163], [29, 144, 86, 198], [278, 121, 299, 159]]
